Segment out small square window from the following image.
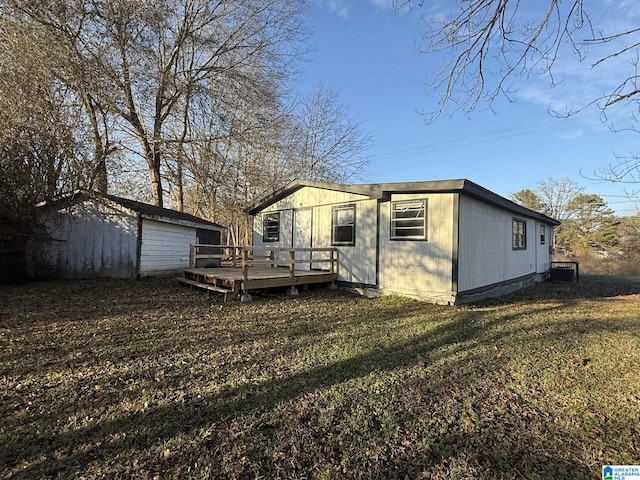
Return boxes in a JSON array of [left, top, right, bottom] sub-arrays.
[[332, 205, 355, 246], [512, 218, 527, 250], [540, 225, 546, 244], [391, 200, 427, 240], [263, 212, 280, 242]]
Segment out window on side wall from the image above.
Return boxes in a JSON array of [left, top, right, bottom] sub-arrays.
[[391, 199, 427, 240], [512, 218, 527, 250], [263, 212, 280, 242], [540, 225, 546, 244], [332, 204, 355, 246]]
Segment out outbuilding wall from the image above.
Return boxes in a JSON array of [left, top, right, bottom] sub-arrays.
[[139, 219, 197, 276], [38, 200, 139, 279]]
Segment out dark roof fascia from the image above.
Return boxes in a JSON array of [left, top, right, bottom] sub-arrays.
[[246, 179, 560, 226], [39, 190, 227, 230], [245, 180, 385, 215], [374, 179, 560, 226], [457, 180, 560, 226]]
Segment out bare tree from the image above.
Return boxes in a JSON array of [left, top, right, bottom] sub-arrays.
[[509, 189, 545, 213], [287, 83, 372, 183], [535, 177, 584, 222], [394, 0, 640, 118], [7, 0, 306, 207]]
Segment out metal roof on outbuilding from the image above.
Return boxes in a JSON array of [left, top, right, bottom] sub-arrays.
[[39, 190, 227, 231]]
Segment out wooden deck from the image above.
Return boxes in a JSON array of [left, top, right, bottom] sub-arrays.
[[177, 245, 338, 301]]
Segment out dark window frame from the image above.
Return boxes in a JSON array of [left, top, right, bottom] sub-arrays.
[[512, 218, 527, 250], [262, 212, 280, 242], [331, 204, 356, 246], [390, 199, 428, 241], [540, 224, 546, 245]]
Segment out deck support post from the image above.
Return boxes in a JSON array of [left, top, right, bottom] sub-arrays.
[[286, 287, 299, 296], [240, 293, 252, 302], [242, 247, 250, 294], [327, 282, 338, 290]]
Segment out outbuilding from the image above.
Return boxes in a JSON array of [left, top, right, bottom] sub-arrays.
[[33, 191, 226, 279], [247, 179, 560, 304]]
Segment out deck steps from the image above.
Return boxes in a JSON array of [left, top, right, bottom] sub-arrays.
[[176, 276, 236, 302]]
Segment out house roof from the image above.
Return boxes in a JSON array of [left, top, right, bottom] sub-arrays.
[[246, 179, 560, 226], [40, 191, 227, 230]]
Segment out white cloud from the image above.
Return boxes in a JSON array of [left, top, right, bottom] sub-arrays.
[[316, 0, 350, 19]]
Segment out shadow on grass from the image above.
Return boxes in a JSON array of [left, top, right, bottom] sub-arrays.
[[3, 275, 639, 478], [3, 299, 606, 479], [485, 274, 640, 305]]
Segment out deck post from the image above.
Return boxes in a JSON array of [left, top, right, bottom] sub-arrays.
[[189, 244, 195, 268], [286, 249, 299, 296], [269, 249, 275, 268], [329, 249, 335, 274], [240, 248, 252, 302], [242, 247, 250, 288]]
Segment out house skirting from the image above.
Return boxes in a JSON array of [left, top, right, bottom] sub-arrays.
[[339, 272, 548, 305], [454, 271, 546, 305]]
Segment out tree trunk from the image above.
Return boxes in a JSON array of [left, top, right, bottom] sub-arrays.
[[93, 159, 108, 194], [149, 150, 163, 207]]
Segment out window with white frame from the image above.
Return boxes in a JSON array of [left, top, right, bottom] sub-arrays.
[[263, 212, 280, 242], [391, 199, 427, 240], [332, 204, 355, 245], [512, 218, 527, 250]]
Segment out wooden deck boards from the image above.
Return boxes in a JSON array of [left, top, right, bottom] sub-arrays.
[[180, 266, 338, 299]]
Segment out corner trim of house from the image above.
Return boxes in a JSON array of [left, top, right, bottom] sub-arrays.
[[451, 193, 460, 293], [135, 213, 143, 279], [375, 200, 381, 287]]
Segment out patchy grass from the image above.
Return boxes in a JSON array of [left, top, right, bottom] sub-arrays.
[[1, 275, 639, 479]]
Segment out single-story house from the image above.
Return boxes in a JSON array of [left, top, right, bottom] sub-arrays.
[[32, 191, 226, 279], [247, 179, 560, 304]]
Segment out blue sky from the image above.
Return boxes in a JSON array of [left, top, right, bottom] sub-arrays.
[[296, 0, 640, 216]]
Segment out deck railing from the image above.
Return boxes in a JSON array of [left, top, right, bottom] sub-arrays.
[[188, 245, 338, 280]]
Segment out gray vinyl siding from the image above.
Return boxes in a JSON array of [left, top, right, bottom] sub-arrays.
[[39, 200, 138, 279], [457, 195, 538, 292], [378, 193, 456, 304]]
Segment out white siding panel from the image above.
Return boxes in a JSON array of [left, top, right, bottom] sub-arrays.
[[310, 199, 377, 285], [458, 195, 538, 292], [378, 193, 455, 304], [252, 210, 294, 264], [139, 220, 196, 274], [268, 187, 369, 211]]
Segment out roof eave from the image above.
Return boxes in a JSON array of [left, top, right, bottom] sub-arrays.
[[245, 179, 384, 215]]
